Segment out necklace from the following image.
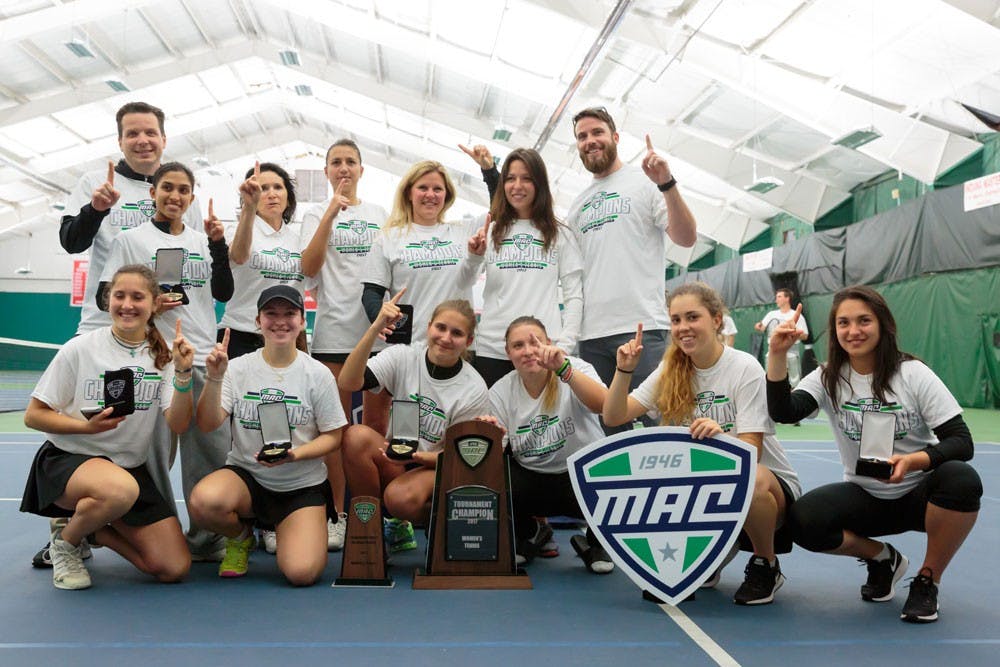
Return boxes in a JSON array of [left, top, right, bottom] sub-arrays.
[[261, 349, 294, 381], [111, 329, 145, 357]]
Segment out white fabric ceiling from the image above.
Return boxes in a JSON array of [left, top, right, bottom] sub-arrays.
[[1, 0, 999, 267]]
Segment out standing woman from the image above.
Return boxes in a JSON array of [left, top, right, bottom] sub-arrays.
[[486, 317, 611, 573], [100, 161, 234, 563], [300, 140, 390, 551], [767, 286, 981, 623], [220, 161, 303, 358], [21, 264, 194, 589], [339, 296, 490, 529], [604, 282, 800, 606], [361, 161, 480, 347], [190, 286, 347, 585], [463, 147, 583, 388]]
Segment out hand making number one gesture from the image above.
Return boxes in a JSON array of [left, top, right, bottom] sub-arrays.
[[375, 287, 407, 340], [205, 327, 230, 381], [92, 160, 121, 212], [467, 213, 491, 256], [616, 323, 644, 373], [768, 304, 803, 356]]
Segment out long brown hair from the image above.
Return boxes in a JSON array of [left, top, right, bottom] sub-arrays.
[[504, 316, 559, 413], [490, 148, 560, 253], [108, 264, 171, 370], [822, 285, 914, 409], [653, 282, 725, 425]]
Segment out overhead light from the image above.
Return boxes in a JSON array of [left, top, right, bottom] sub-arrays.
[[192, 155, 211, 167], [294, 84, 313, 96], [279, 49, 301, 67], [50, 202, 66, 211], [64, 39, 95, 58], [105, 79, 130, 92], [745, 176, 784, 194], [492, 127, 512, 142], [832, 126, 882, 150]]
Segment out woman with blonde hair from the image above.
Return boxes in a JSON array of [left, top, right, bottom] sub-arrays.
[[361, 161, 480, 347], [604, 282, 800, 606]]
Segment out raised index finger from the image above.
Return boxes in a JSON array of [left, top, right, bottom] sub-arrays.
[[482, 213, 491, 237], [458, 143, 473, 157], [221, 327, 230, 351], [790, 303, 802, 325], [175, 319, 183, 338], [636, 322, 644, 345], [207, 197, 215, 219], [389, 287, 407, 304], [107, 160, 115, 185], [645, 134, 654, 152], [253, 161, 260, 180]]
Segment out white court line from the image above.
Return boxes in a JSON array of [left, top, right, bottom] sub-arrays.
[[659, 603, 740, 667]]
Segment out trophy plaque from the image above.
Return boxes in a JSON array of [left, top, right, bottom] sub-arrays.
[[332, 495, 393, 588], [412, 420, 531, 590]]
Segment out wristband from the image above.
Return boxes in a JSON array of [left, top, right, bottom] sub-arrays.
[[172, 377, 192, 393], [555, 358, 571, 378], [559, 365, 574, 383], [616, 366, 634, 374], [206, 375, 224, 383], [657, 177, 677, 192], [175, 367, 193, 375]]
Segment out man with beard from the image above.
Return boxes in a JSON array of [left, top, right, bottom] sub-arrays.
[[566, 107, 697, 432]]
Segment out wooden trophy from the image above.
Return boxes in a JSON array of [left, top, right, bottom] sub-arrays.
[[332, 495, 394, 588], [412, 420, 531, 589]]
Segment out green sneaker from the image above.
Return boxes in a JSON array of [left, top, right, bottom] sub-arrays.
[[219, 533, 255, 578], [384, 518, 417, 554]]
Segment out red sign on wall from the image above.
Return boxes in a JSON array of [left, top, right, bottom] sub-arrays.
[[71, 259, 88, 307]]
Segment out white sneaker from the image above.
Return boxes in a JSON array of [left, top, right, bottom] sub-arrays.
[[261, 530, 277, 554], [327, 513, 347, 551], [50, 522, 91, 591]]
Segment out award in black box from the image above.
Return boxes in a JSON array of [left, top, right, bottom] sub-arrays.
[[256, 401, 291, 464], [386, 399, 420, 461], [155, 248, 189, 305], [102, 368, 135, 418], [412, 420, 530, 590], [855, 410, 895, 479]]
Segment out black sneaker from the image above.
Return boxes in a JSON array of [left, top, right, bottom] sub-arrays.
[[570, 534, 615, 574], [901, 570, 939, 623], [515, 521, 554, 565], [733, 555, 785, 605], [860, 543, 909, 602]]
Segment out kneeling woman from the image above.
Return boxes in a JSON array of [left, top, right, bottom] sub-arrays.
[[604, 282, 800, 606], [767, 285, 981, 623], [21, 265, 194, 590], [340, 295, 490, 527], [487, 317, 612, 573], [191, 286, 347, 585]]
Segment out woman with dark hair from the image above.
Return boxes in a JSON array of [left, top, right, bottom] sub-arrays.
[[462, 146, 582, 388], [101, 161, 235, 563], [767, 285, 981, 623], [220, 161, 303, 359], [605, 282, 800, 606]]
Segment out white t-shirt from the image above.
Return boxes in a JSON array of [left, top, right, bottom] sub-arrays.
[[631, 346, 801, 498], [363, 221, 480, 344], [367, 343, 490, 452], [102, 223, 219, 364], [488, 356, 605, 473], [32, 328, 175, 468], [67, 167, 200, 334], [222, 350, 347, 492], [795, 360, 961, 499], [300, 200, 387, 354], [219, 217, 304, 333], [473, 217, 584, 359], [565, 166, 669, 340]]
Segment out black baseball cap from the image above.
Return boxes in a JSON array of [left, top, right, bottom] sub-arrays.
[[257, 285, 305, 313]]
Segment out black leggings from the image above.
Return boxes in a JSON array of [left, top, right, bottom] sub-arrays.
[[508, 459, 584, 539], [789, 461, 982, 552]]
